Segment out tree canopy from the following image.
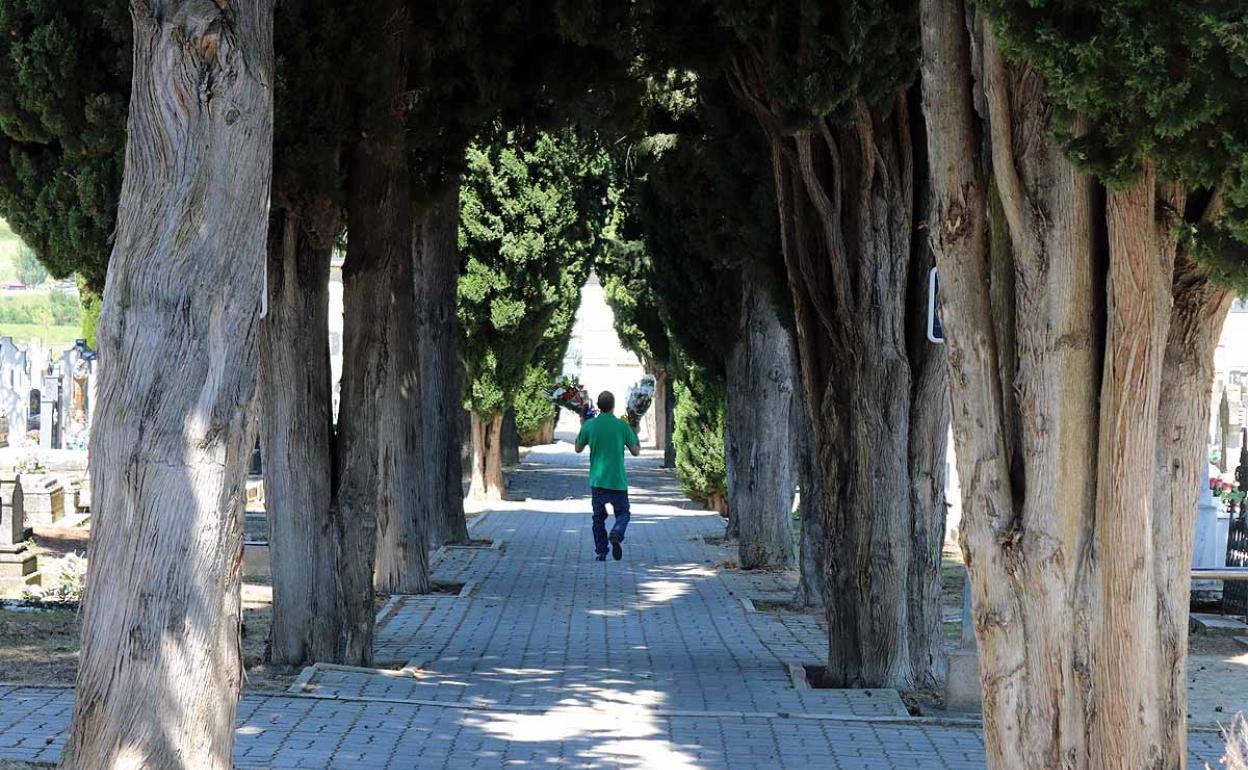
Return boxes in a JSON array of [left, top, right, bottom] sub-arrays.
[[980, 0, 1248, 292], [0, 1, 129, 292], [457, 128, 610, 418]]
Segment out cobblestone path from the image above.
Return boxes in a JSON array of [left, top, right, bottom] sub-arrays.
[[0, 444, 1228, 768]]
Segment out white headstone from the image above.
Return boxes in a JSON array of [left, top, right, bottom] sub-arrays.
[[1193, 463, 1224, 569]]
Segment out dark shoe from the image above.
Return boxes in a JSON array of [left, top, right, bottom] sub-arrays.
[[595, 554, 607, 562], [609, 532, 623, 561]]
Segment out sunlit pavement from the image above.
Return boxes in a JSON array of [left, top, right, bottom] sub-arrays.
[[0, 443, 1229, 768]]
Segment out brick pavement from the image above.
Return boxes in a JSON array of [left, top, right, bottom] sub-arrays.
[[0, 444, 1232, 768]]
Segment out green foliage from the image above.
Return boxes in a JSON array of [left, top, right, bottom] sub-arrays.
[[0, 290, 80, 327], [513, 365, 558, 443], [78, 282, 100, 348], [615, 73, 787, 377], [14, 246, 45, 287], [458, 128, 610, 417], [597, 236, 671, 369], [673, 359, 727, 506], [405, 1, 639, 204], [47, 289, 79, 325], [272, 0, 354, 217], [980, 0, 1248, 290], [632, 1, 918, 131], [0, 1, 130, 292]]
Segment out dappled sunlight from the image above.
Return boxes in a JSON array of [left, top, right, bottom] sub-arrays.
[[638, 578, 692, 604], [460, 684, 707, 769]]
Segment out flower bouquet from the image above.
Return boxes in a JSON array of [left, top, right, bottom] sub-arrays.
[[625, 375, 656, 431], [551, 374, 598, 422]]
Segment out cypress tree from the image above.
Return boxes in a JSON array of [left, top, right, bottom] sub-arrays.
[[457, 127, 610, 499], [922, 0, 1248, 765], [632, 0, 949, 689]]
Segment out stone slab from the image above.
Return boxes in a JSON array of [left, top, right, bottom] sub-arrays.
[[1190, 612, 1248, 635], [0, 544, 37, 580], [19, 476, 63, 527], [243, 542, 268, 580], [944, 648, 982, 712]]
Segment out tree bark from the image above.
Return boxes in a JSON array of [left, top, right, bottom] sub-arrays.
[[921, 4, 1233, 766], [261, 204, 343, 666], [793, 377, 825, 609], [501, 409, 521, 466], [341, 0, 426, 615], [60, 1, 273, 766], [414, 182, 469, 547], [724, 270, 797, 570], [1152, 256, 1233, 767], [469, 411, 505, 501], [661, 370, 676, 468], [730, 55, 949, 687]]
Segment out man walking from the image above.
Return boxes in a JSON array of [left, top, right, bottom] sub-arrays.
[[575, 390, 641, 561]]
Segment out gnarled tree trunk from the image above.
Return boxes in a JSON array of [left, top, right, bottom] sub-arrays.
[[469, 412, 505, 501], [341, 0, 426, 619], [724, 270, 797, 570], [61, 2, 273, 765], [731, 56, 949, 687], [414, 182, 469, 547], [1153, 256, 1233, 766], [921, 4, 1234, 765], [262, 204, 343, 665]]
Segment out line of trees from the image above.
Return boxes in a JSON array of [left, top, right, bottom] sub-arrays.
[[0, 1, 1243, 767]]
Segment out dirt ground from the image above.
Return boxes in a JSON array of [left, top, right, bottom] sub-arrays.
[[0, 578, 295, 691]]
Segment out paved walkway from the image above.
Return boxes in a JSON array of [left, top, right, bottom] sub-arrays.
[[0, 443, 1229, 768]]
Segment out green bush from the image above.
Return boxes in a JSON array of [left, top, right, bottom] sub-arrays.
[[49, 289, 80, 325], [514, 365, 557, 445], [673, 366, 726, 510], [0, 290, 81, 329]]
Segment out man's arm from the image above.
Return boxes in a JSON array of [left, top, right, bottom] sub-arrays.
[[626, 426, 641, 457], [575, 427, 587, 454]]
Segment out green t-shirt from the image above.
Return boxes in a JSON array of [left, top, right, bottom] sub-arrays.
[[577, 413, 639, 491]]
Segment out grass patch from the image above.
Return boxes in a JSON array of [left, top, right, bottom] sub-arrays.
[[0, 324, 81, 349], [942, 543, 967, 641], [0, 608, 79, 683]]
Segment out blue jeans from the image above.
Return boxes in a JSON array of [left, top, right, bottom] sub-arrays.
[[591, 487, 630, 556]]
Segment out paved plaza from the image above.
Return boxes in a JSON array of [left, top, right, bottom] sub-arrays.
[[0, 444, 1230, 768]]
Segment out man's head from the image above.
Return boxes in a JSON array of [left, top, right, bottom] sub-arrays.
[[597, 391, 615, 414]]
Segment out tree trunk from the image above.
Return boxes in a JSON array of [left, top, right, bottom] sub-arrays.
[[60, 2, 273, 766], [469, 412, 505, 501], [1152, 257, 1234, 767], [340, 0, 426, 618], [793, 377, 825, 609], [501, 409, 521, 466], [414, 182, 469, 547], [730, 56, 949, 687], [262, 204, 343, 666], [921, 6, 1233, 766], [662, 371, 676, 468], [724, 271, 797, 570]]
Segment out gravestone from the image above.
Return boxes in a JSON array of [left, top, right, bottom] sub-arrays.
[[0, 337, 29, 445], [1193, 463, 1227, 600], [945, 573, 981, 711], [0, 473, 36, 583], [21, 475, 65, 526], [39, 374, 62, 450]]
